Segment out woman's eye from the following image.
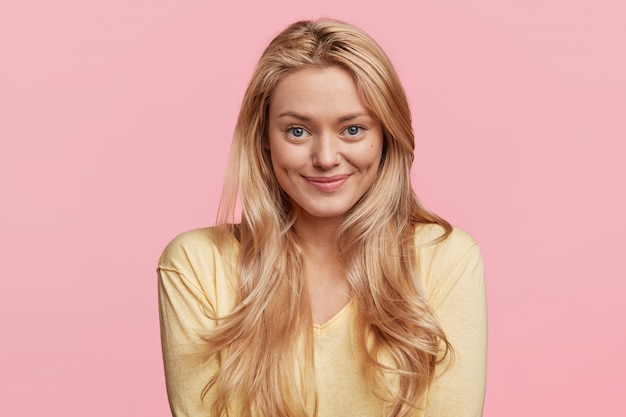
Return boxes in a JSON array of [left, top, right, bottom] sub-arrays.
[[343, 125, 364, 137], [287, 127, 310, 139]]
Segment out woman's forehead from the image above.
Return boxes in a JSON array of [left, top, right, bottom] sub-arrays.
[[269, 67, 377, 122]]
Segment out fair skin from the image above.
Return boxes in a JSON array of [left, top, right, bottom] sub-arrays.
[[267, 66, 384, 324]]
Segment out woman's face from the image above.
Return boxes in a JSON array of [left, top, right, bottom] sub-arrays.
[[267, 66, 384, 224]]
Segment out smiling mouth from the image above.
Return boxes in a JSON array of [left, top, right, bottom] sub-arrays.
[[303, 175, 350, 192]]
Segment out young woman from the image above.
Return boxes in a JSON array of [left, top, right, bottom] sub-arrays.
[[158, 19, 487, 417]]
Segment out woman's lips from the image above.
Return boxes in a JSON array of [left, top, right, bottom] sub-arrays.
[[303, 175, 350, 192]]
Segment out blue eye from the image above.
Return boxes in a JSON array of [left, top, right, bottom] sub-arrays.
[[287, 127, 309, 139], [343, 125, 363, 137]]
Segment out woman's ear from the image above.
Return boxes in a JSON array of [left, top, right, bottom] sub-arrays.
[[262, 135, 270, 151]]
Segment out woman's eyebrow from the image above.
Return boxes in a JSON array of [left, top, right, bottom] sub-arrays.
[[337, 111, 371, 123], [276, 111, 371, 123], [276, 111, 312, 122]]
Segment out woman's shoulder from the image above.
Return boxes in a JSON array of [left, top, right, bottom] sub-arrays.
[[158, 226, 239, 272], [414, 222, 478, 253], [413, 223, 483, 298], [157, 226, 240, 315]]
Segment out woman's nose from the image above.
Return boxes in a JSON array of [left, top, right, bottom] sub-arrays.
[[312, 133, 340, 169]]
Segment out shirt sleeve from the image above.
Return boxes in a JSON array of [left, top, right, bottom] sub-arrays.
[[157, 232, 223, 417], [158, 267, 217, 416], [425, 243, 487, 417]]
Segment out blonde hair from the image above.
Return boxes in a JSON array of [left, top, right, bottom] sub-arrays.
[[208, 19, 452, 417]]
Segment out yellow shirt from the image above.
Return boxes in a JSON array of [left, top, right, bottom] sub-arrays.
[[158, 223, 487, 416]]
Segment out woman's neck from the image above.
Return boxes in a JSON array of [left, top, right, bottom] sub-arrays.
[[293, 215, 351, 325], [293, 215, 342, 255]]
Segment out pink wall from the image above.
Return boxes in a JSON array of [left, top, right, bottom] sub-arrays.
[[1, 1, 624, 415]]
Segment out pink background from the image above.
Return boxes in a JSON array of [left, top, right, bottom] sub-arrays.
[[1, 0, 624, 415]]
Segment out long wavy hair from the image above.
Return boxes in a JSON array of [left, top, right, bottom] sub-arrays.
[[207, 19, 453, 417]]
